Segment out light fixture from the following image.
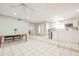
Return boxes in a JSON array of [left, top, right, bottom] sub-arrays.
[[76, 9, 79, 12], [13, 13, 16, 15]]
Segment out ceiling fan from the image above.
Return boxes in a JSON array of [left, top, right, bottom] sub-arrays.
[[10, 3, 36, 21], [11, 3, 35, 13]]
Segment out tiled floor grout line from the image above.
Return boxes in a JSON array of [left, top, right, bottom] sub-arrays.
[[12, 41, 25, 56], [20, 42, 38, 56], [24, 40, 50, 56], [13, 40, 36, 56], [30, 37, 58, 46], [0, 36, 79, 56], [30, 37, 79, 53], [9, 42, 14, 56], [13, 41, 26, 56], [2, 43, 5, 56], [29, 38, 63, 56], [3, 42, 12, 56]]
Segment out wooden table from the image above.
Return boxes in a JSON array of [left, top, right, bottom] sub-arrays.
[[0, 34, 27, 48]]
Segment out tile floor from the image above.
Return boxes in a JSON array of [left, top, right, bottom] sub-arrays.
[[0, 35, 79, 56]]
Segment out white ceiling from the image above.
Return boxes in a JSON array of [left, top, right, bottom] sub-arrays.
[[0, 3, 79, 23]]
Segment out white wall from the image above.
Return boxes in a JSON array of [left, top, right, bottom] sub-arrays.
[[0, 16, 29, 36], [34, 22, 47, 35], [28, 23, 35, 35]]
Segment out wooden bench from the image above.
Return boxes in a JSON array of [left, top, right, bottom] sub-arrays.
[[4, 34, 27, 42], [0, 34, 27, 48]]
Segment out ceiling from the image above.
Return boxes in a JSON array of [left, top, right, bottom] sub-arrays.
[[0, 3, 79, 23]]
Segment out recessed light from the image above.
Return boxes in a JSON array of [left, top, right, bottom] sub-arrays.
[[76, 9, 79, 12], [14, 13, 16, 15]]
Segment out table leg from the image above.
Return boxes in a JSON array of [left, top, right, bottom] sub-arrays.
[[0, 37, 2, 48], [22, 35, 27, 41], [13, 37, 14, 41]]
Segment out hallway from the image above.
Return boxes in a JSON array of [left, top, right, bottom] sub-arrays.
[[0, 3, 79, 56]]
